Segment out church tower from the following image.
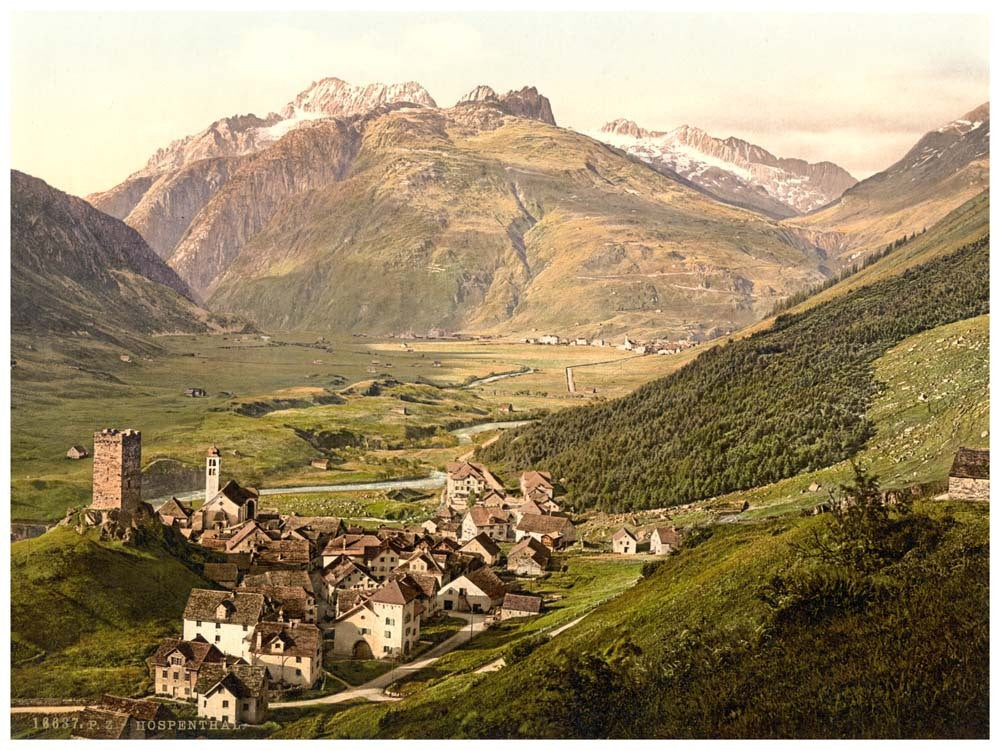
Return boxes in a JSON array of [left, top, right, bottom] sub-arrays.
[[206, 446, 221, 502]]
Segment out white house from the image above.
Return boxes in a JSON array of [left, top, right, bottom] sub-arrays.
[[438, 567, 507, 614], [249, 621, 323, 688], [460, 506, 510, 542], [649, 526, 681, 555], [331, 578, 422, 659], [194, 664, 268, 726], [612, 527, 638, 554], [182, 589, 267, 661]]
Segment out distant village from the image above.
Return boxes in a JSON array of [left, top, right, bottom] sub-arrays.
[[520, 334, 698, 356], [62, 427, 686, 737]]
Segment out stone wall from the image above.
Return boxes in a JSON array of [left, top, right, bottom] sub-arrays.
[[948, 476, 990, 501]]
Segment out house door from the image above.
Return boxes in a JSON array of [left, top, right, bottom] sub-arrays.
[[444, 599, 453, 611]]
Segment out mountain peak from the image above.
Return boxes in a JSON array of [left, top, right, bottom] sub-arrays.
[[601, 118, 655, 139], [281, 77, 437, 119], [454, 84, 556, 126], [456, 85, 499, 105]]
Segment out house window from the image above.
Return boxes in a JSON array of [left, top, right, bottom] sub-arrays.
[[170, 656, 183, 665], [243, 703, 249, 711], [296, 669, 302, 676], [295, 656, 302, 663], [385, 617, 395, 625], [173, 672, 179, 680], [161, 669, 168, 678], [215, 623, 221, 629], [185, 688, 190, 695], [222, 700, 229, 708], [196, 620, 202, 626], [383, 646, 391, 653], [243, 625, 248, 631], [215, 635, 221, 643], [384, 630, 392, 638]]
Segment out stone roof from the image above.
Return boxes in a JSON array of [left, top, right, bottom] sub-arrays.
[[466, 505, 508, 527], [401, 572, 439, 599], [652, 527, 681, 546], [461, 532, 501, 558], [203, 562, 239, 584], [322, 533, 384, 557], [150, 637, 226, 669], [370, 577, 421, 606], [157, 497, 192, 519], [950, 447, 989, 479], [183, 589, 266, 626], [502, 593, 542, 614], [253, 538, 312, 566], [195, 664, 268, 699], [225, 521, 272, 551], [242, 569, 313, 590], [509, 536, 551, 563], [72, 708, 131, 739], [251, 621, 321, 659], [463, 567, 507, 600], [97, 695, 174, 723], [521, 470, 553, 490], [516, 514, 574, 535], [323, 559, 373, 586], [211, 479, 259, 507]]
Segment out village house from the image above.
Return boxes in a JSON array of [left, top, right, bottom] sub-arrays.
[[194, 480, 259, 532], [438, 566, 507, 614], [948, 447, 990, 500], [498, 403, 515, 414], [650, 526, 682, 555], [612, 527, 638, 554], [394, 550, 447, 582], [317, 558, 379, 604], [240, 582, 317, 623], [250, 538, 315, 571], [310, 458, 331, 470], [500, 593, 543, 621], [520, 470, 555, 500], [249, 621, 323, 688], [182, 589, 268, 661], [445, 461, 506, 508], [538, 334, 561, 345], [320, 533, 387, 570], [184, 387, 207, 398], [149, 637, 227, 700], [194, 664, 268, 726], [507, 536, 551, 576], [393, 571, 441, 617], [66, 445, 89, 460], [460, 505, 510, 542], [460, 532, 502, 566], [225, 521, 274, 554], [331, 577, 423, 659], [514, 514, 576, 549], [157, 497, 194, 530]]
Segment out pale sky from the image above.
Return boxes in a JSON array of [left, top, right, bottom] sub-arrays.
[[10, 11, 989, 197]]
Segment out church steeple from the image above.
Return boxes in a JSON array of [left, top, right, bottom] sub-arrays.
[[206, 445, 221, 502]]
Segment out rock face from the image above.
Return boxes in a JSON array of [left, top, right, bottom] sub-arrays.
[[596, 119, 857, 217], [456, 85, 557, 126], [283, 77, 437, 119], [11, 170, 219, 340]]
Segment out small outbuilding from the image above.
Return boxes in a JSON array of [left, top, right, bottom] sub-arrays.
[[66, 445, 90, 460], [948, 447, 989, 500]]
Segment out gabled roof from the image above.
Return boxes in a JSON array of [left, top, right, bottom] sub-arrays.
[[208, 479, 259, 507], [445, 461, 505, 492], [516, 514, 574, 535], [150, 637, 226, 668], [460, 532, 501, 558], [502, 593, 542, 614], [240, 584, 313, 618], [322, 534, 384, 557], [396, 571, 439, 599], [253, 538, 312, 566], [652, 527, 681, 546], [466, 505, 508, 527], [613, 527, 637, 542], [521, 470, 553, 490], [195, 664, 267, 699], [98, 695, 174, 723], [242, 569, 313, 590], [183, 589, 266, 626], [158, 497, 192, 519], [225, 520, 271, 551], [516, 498, 544, 516], [460, 567, 507, 600], [251, 621, 321, 659], [370, 577, 421, 606], [323, 558, 374, 587], [950, 447, 989, 479], [509, 536, 551, 563]]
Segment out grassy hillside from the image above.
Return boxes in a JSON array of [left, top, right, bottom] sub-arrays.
[[275, 495, 987, 739], [481, 236, 988, 510], [10, 523, 210, 700]]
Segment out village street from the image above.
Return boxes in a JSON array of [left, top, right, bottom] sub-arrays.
[[275, 611, 487, 707]]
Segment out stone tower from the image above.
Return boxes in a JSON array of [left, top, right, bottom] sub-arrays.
[[92, 428, 141, 517], [206, 445, 221, 502]]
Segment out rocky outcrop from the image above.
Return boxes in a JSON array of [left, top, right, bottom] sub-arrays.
[[455, 85, 557, 126], [282, 77, 436, 118], [596, 120, 857, 216]]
